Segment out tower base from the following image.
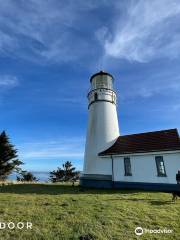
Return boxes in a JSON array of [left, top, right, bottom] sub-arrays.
[[80, 174, 112, 188]]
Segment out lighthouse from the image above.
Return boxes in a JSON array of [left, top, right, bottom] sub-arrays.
[[80, 71, 120, 187], [80, 71, 180, 191]]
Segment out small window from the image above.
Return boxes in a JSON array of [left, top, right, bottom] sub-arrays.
[[155, 156, 166, 177], [94, 93, 98, 101], [124, 157, 132, 176]]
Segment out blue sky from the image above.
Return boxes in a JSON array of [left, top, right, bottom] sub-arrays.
[[0, 0, 180, 172]]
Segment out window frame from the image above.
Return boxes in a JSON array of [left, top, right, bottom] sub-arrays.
[[155, 156, 167, 177], [94, 92, 98, 101], [124, 157, 132, 176]]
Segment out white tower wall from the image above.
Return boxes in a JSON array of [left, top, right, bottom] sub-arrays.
[[82, 71, 120, 178]]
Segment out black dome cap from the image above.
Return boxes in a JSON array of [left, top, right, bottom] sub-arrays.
[[90, 71, 114, 82]]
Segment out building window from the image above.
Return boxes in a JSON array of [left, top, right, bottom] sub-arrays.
[[94, 93, 98, 101], [155, 156, 166, 177], [124, 157, 132, 176]]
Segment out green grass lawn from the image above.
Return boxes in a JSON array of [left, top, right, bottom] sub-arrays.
[[0, 183, 179, 240]]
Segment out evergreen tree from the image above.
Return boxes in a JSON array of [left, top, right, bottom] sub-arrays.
[[17, 170, 38, 182], [63, 161, 76, 181], [49, 168, 65, 183], [0, 131, 23, 180], [49, 161, 80, 183]]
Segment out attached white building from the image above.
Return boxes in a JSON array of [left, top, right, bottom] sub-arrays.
[[80, 71, 180, 191]]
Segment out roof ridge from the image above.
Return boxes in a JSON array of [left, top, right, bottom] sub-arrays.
[[119, 128, 178, 138]]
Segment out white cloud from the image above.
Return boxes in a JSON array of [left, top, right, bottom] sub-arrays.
[[120, 71, 180, 99], [22, 151, 83, 159], [0, 75, 19, 88], [103, 0, 180, 62], [1, 1, 180, 65], [0, 0, 103, 64], [18, 137, 85, 160]]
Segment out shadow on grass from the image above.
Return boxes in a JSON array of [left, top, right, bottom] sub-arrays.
[[0, 184, 174, 207], [0, 184, 174, 204], [149, 200, 173, 205], [105, 198, 173, 205], [122, 198, 173, 205], [0, 183, 143, 195]]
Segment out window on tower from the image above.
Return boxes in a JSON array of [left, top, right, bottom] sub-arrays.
[[92, 75, 113, 90], [124, 157, 132, 176], [94, 93, 98, 101]]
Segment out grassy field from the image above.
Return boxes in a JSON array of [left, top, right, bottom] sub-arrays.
[[0, 183, 179, 240]]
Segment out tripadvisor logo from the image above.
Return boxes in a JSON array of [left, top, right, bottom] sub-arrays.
[[135, 226, 173, 236], [0, 222, 32, 230], [135, 227, 143, 236]]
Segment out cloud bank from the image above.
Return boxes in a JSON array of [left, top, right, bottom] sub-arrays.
[[0, 0, 105, 65], [0, 0, 180, 65], [18, 137, 84, 160], [104, 0, 180, 62]]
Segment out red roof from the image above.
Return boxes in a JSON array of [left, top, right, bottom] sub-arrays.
[[99, 129, 180, 156]]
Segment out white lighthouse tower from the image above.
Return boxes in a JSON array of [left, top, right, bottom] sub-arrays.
[[80, 71, 119, 187]]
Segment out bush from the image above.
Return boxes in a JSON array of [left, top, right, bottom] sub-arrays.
[[17, 171, 38, 182], [49, 161, 80, 183]]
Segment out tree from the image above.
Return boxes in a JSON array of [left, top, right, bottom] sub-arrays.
[[63, 161, 76, 181], [17, 170, 38, 182], [49, 161, 80, 183], [49, 168, 65, 183], [0, 131, 23, 180]]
